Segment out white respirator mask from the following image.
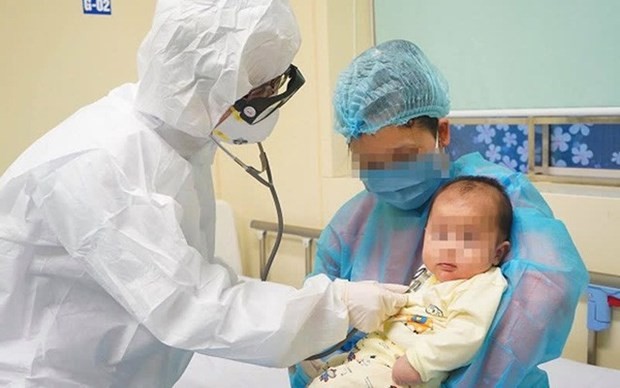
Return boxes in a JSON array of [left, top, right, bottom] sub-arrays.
[[212, 108, 279, 145]]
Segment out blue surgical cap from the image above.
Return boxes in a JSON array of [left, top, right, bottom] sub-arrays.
[[333, 40, 450, 141]]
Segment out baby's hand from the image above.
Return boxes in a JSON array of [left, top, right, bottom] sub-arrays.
[[392, 355, 422, 386]]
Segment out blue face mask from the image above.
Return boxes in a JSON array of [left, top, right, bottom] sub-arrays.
[[360, 152, 452, 210]]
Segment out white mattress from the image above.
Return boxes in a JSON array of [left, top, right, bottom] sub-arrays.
[[175, 355, 620, 388], [174, 353, 289, 388], [540, 357, 620, 388]]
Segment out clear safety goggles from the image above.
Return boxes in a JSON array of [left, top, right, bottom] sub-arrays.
[[232, 64, 305, 125]]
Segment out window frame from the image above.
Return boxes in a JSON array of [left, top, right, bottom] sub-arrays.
[[449, 108, 620, 187]]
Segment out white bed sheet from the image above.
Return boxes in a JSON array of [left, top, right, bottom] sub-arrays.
[[540, 358, 620, 388], [174, 353, 289, 388], [175, 355, 620, 388]]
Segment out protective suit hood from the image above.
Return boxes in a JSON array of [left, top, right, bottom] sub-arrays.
[[135, 0, 301, 139]]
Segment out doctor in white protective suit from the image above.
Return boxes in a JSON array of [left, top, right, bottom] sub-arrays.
[[0, 0, 409, 386]]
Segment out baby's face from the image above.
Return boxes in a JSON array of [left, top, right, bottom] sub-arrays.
[[422, 192, 503, 282]]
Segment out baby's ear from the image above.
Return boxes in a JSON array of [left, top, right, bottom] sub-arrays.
[[494, 241, 511, 265]]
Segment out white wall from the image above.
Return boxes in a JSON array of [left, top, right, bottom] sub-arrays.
[[1, 0, 618, 370], [0, 1, 154, 170]]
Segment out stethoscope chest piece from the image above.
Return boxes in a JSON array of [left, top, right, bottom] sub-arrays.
[[407, 266, 430, 293]]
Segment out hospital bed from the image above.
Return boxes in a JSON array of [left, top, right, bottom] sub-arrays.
[[174, 201, 620, 388]]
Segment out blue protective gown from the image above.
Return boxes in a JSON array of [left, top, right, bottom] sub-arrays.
[[291, 152, 588, 387]]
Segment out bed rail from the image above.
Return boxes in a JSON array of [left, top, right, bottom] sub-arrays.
[[249, 220, 321, 276]]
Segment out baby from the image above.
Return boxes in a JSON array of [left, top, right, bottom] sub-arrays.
[[307, 175, 512, 387]]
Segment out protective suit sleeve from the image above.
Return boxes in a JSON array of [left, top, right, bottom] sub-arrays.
[[311, 224, 348, 280], [30, 151, 349, 368], [448, 226, 586, 386], [404, 274, 506, 382]]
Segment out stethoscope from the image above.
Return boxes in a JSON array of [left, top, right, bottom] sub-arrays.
[[307, 266, 430, 360], [210, 134, 283, 281]]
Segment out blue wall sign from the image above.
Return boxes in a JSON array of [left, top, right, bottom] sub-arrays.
[[83, 0, 112, 15]]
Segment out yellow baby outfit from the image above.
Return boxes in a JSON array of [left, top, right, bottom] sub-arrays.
[[309, 267, 507, 387]]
